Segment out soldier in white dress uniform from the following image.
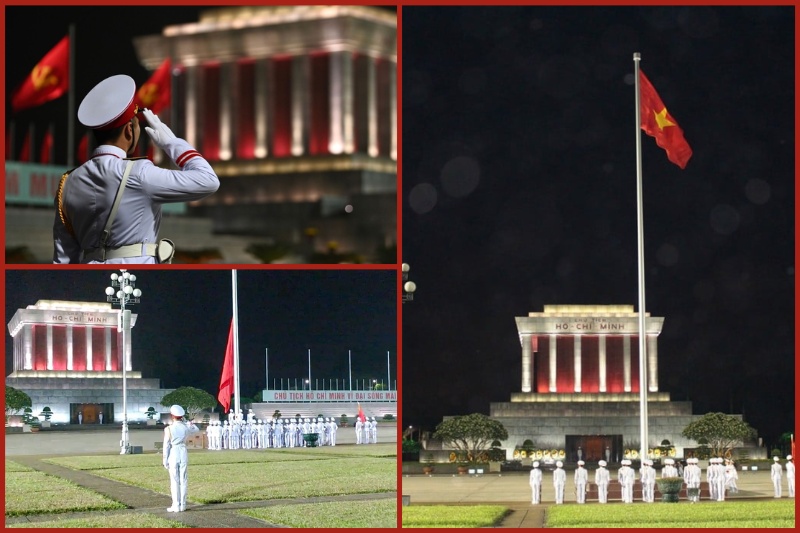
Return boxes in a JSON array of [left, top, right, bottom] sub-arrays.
[[574, 460, 588, 503], [786, 455, 795, 498], [553, 461, 567, 504], [54, 75, 219, 263], [162, 405, 199, 512], [595, 460, 610, 503], [640, 459, 656, 502], [529, 461, 543, 504], [771, 456, 783, 498]]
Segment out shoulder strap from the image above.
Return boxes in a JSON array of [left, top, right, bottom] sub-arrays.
[[101, 159, 136, 249], [55, 168, 78, 239]]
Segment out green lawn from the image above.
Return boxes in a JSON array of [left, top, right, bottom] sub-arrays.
[[402, 505, 509, 528], [5, 461, 125, 517], [44, 445, 396, 504], [401, 501, 795, 528], [7, 445, 396, 527], [546, 500, 795, 528]]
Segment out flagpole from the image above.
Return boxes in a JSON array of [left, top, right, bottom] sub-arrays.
[[232, 270, 240, 417], [633, 52, 649, 464], [67, 23, 75, 167]]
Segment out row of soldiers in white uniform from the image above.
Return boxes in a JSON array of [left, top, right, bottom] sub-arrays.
[[355, 417, 379, 444], [205, 417, 338, 450], [530, 457, 752, 504]]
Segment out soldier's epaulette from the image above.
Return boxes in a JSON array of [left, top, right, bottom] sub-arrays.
[[124, 156, 149, 161]]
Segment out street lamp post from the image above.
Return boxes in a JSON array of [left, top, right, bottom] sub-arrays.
[[402, 263, 416, 303], [105, 270, 142, 455]]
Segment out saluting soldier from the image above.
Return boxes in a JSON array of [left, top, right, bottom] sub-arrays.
[[54, 75, 219, 263], [162, 405, 199, 512]]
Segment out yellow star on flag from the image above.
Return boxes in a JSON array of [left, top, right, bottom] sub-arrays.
[[653, 108, 675, 130]]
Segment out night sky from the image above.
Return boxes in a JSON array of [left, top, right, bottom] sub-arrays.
[[401, 6, 795, 447], [5, 269, 397, 403]]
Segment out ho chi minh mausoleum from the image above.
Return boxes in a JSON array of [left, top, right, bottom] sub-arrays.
[[6, 300, 174, 425], [491, 304, 744, 462]]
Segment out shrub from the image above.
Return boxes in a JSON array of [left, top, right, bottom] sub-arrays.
[[382, 413, 395, 420]]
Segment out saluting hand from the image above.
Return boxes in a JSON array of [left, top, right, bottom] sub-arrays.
[[141, 108, 177, 150]]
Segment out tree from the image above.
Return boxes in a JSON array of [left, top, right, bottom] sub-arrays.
[[681, 412, 756, 457], [433, 413, 508, 464], [159, 387, 216, 421], [5, 386, 32, 421]]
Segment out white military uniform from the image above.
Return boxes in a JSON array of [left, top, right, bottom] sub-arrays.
[[355, 418, 363, 444], [54, 75, 218, 263], [553, 461, 566, 504], [771, 457, 783, 498], [162, 405, 199, 512], [786, 456, 794, 498], [684, 458, 701, 502], [529, 462, 543, 504], [574, 461, 588, 503], [595, 461, 610, 503], [640, 460, 656, 502], [618, 460, 635, 503]]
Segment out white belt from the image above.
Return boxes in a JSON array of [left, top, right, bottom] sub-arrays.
[[82, 243, 158, 262]]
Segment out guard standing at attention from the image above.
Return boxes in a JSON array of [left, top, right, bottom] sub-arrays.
[[54, 75, 219, 263], [595, 460, 610, 503], [163, 405, 199, 512], [529, 461, 543, 504]]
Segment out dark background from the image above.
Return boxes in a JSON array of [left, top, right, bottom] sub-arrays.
[[5, 4, 396, 164], [401, 6, 795, 447], [5, 269, 397, 402]]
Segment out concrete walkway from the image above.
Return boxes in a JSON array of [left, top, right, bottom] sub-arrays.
[[6, 425, 397, 527], [402, 469, 790, 528]]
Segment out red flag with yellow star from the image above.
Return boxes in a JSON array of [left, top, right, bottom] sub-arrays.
[[639, 70, 692, 169], [11, 36, 70, 113], [135, 59, 171, 115]]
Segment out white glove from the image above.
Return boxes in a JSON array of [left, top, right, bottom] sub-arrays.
[[142, 108, 176, 150]]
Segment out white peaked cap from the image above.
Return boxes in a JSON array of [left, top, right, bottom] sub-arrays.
[[598, 460, 607, 466], [556, 461, 563, 467], [78, 75, 138, 130], [787, 455, 793, 460], [169, 405, 185, 417], [577, 460, 585, 465], [533, 461, 540, 467]]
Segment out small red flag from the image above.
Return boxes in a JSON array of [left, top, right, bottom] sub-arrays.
[[217, 320, 235, 412], [12, 36, 70, 113], [357, 402, 366, 424], [639, 70, 693, 169], [39, 125, 54, 164], [135, 59, 171, 115]]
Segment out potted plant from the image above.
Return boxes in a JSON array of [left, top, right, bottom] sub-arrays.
[[21, 407, 33, 432], [40, 407, 53, 428], [29, 416, 41, 433], [145, 407, 157, 426], [340, 414, 349, 427], [657, 477, 684, 502]]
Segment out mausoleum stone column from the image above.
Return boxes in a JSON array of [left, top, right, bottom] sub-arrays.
[[623, 334, 631, 392], [598, 335, 607, 392], [521, 334, 532, 393], [549, 334, 557, 392], [573, 336, 582, 392], [648, 335, 659, 392]]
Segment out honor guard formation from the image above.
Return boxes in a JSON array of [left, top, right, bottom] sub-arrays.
[[203, 411, 379, 451], [525, 455, 795, 504], [54, 74, 219, 264]]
